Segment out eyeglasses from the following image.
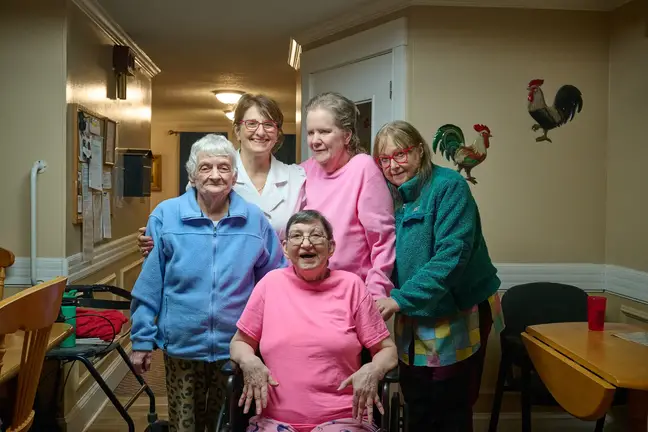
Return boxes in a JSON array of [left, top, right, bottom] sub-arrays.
[[238, 119, 278, 132], [287, 232, 328, 246], [375, 146, 415, 168]]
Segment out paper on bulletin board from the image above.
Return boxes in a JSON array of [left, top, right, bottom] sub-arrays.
[[102, 170, 112, 189], [79, 132, 92, 162], [88, 117, 101, 135], [93, 193, 102, 242], [81, 162, 94, 262], [102, 192, 112, 238], [89, 136, 103, 191]]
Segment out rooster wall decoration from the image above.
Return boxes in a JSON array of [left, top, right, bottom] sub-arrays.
[[432, 124, 492, 185], [527, 79, 583, 143]]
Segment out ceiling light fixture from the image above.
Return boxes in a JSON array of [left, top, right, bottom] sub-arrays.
[[224, 110, 235, 121], [213, 90, 243, 105], [288, 38, 302, 71]]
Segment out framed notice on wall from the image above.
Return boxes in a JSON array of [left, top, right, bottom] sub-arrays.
[[104, 119, 117, 165]]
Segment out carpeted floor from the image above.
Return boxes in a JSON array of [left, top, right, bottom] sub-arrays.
[[114, 349, 167, 396]]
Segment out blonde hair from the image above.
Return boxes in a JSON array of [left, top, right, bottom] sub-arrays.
[[373, 120, 434, 205], [305, 92, 364, 155], [233, 93, 285, 153]]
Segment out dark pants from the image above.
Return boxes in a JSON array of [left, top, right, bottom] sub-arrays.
[[399, 301, 493, 432]]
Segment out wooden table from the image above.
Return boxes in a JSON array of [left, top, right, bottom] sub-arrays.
[[0, 322, 73, 384], [525, 322, 648, 431]]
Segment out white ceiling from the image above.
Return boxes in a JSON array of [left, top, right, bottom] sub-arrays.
[[97, 0, 627, 126]]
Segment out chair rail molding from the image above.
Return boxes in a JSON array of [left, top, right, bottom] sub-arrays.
[[6, 258, 646, 303], [6, 233, 139, 286]]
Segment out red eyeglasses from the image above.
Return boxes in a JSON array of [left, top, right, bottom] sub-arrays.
[[375, 146, 415, 168]]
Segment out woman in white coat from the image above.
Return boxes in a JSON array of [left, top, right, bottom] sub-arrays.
[[138, 93, 305, 249]]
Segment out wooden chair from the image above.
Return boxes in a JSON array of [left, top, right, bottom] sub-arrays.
[[0, 248, 16, 301], [0, 276, 67, 432]]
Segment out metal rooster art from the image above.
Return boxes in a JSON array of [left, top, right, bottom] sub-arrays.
[[432, 124, 492, 185], [527, 79, 583, 143]]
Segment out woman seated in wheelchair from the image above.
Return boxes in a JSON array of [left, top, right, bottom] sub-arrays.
[[230, 209, 398, 432]]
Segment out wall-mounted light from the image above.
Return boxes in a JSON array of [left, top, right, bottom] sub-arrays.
[[224, 110, 235, 121], [213, 90, 243, 105], [288, 38, 302, 71]]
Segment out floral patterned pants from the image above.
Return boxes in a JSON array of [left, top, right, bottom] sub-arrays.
[[246, 416, 379, 432]]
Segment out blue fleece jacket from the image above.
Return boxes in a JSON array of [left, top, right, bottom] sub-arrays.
[[130, 189, 286, 362]]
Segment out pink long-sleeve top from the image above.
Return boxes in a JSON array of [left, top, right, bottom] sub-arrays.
[[301, 154, 396, 298]]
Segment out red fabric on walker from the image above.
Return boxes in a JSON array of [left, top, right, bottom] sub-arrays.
[[76, 307, 128, 341]]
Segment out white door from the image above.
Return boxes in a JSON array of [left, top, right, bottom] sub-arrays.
[[307, 53, 393, 156]]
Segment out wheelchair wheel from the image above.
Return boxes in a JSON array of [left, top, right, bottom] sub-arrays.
[[144, 419, 169, 432]]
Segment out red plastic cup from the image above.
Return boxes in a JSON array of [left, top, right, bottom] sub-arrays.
[[587, 296, 607, 331]]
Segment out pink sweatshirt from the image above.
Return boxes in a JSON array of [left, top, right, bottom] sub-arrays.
[[237, 267, 390, 430], [301, 154, 396, 298]]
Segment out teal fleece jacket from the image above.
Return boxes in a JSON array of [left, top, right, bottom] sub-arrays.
[[390, 165, 500, 319]]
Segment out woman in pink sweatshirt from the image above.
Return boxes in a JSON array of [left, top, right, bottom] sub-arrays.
[[301, 92, 395, 299], [137, 92, 395, 300]]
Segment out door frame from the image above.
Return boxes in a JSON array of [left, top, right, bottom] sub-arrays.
[[299, 17, 408, 162]]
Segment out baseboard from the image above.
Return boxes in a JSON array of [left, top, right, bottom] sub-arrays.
[[59, 343, 132, 432], [5, 233, 138, 286]]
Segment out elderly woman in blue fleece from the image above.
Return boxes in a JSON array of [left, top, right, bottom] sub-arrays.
[[129, 134, 285, 432], [372, 121, 505, 432]]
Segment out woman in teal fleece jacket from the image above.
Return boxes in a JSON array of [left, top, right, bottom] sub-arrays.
[[372, 121, 505, 431]]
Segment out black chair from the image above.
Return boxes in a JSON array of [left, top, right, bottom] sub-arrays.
[[215, 351, 407, 432], [488, 282, 609, 432]]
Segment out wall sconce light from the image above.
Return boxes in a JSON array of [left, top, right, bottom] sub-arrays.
[[224, 110, 235, 121], [113, 45, 135, 100], [213, 90, 243, 105]]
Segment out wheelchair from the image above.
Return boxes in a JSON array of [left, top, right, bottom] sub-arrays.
[[214, 353, 408, 432]]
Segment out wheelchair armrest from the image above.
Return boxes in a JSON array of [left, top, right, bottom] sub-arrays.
[[382, 366, 399, 383], [221, 359, 241, 376]]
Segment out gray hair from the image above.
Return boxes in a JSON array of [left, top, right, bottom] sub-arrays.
[[185, 134, 238, 184], [305, 92, 363, 156], [285, 210, 334, 241]]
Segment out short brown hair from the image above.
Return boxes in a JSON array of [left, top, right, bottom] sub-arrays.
[[305, 92, 364, 156], [233, 93, 285, 153]]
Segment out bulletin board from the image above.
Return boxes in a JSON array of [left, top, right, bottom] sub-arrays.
[[70, 104, 117, 260]]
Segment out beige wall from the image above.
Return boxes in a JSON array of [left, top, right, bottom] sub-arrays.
[[65, 1, 153, 256], [606, 0, 648, 273], [0, 0, 67, 258], [407, 7, 609, 264]]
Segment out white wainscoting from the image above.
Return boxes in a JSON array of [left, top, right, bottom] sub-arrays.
[[5, 233, 138, 286], [6, 251, 647, 304]]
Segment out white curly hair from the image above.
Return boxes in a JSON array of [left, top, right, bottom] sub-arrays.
[[185, 134, 238, 189]]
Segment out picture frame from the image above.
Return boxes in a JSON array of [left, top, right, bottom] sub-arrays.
[[104, 119, 117, 165], [151, 154, 162, 192]]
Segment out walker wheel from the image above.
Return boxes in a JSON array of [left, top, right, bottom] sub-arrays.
[[144, 420, 168, 432]]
